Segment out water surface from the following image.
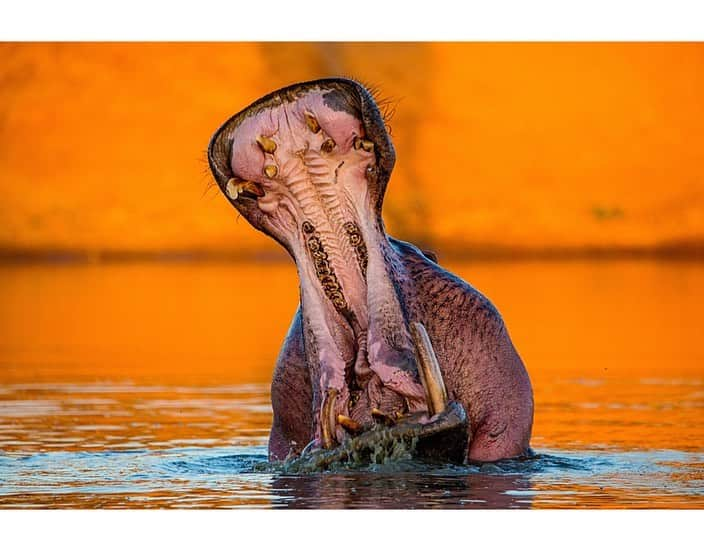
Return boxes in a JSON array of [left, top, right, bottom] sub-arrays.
[[1, 260, 702, 508]]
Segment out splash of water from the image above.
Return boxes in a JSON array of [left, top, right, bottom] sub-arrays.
[[282, 427, 419, 474]]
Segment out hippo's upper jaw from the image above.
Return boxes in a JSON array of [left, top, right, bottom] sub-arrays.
[[208, 78, 464, 456]]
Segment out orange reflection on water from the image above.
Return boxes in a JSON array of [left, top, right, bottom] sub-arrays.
[[0, 260, 703, 508], [1, 259, 702, 455], [0, 262, 299, 385], [450, 259, 704, 452]]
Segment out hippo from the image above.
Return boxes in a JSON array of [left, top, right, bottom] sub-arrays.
[[208, 78, 533, 465]]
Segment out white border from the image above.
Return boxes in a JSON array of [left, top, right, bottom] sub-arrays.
[[2, 0, 702, 544], [1, 0, 704, 40], [1, 510, 702, 550]]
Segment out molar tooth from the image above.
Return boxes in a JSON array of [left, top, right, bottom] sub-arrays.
[[256, 135, 277, 154], [264, 165, 278, 179], [322, 281, 339, 293], [305, 113, 321, 133], [320, 138, 336, 154], [331, 294, 347, 311], [307, 237, 321, 252], [337, 414, 363, 435], [410, 322, 448, 416]]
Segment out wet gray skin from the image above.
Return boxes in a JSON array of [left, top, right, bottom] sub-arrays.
[[208, 78, 534, 467]]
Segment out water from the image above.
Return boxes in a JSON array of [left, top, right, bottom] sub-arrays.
[[1, 260, 703, 508]]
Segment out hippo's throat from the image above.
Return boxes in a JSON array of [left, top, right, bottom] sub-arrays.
[[297, 208, 429, 447]]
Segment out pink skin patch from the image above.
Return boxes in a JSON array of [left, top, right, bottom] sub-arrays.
[[225, 85, 434, 451], [229, 92, 365, 186], [367, 339, 427, 409]]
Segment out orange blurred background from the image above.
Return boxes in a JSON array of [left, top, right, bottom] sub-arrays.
[[1, 45, 704, 494], [1, 42, 703, 258]]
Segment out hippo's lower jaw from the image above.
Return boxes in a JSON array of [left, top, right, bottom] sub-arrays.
[[287, 401, 469, 472], [208, 78, 471, 460], [297, 324, 470, 467]]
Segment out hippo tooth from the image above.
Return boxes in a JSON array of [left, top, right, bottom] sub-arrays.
[[264, 164, 278, 179], [371, 407, 396, 426], [240, 181, 265, 198], [304, 112, 321, 133], [410, 322, 448, 416], [256, 135, 277, 154], [227, 179, 265, 200], [320, 138, 336, 153], [225, 178, 239, 200], [353, 137, 374, 152], [337, 414, 363, 435], [321, 389, 338, 449]]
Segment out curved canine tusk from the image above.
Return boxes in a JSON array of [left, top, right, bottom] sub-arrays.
[[321, 389, 338, 449], [410, 322, 448, 416]]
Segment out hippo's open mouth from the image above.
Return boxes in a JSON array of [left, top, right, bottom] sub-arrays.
[[208, 78, 468, 462]]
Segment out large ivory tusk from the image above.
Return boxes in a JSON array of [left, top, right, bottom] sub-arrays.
[[321, 389, 338, 449], [410, 322, 448, 416]]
